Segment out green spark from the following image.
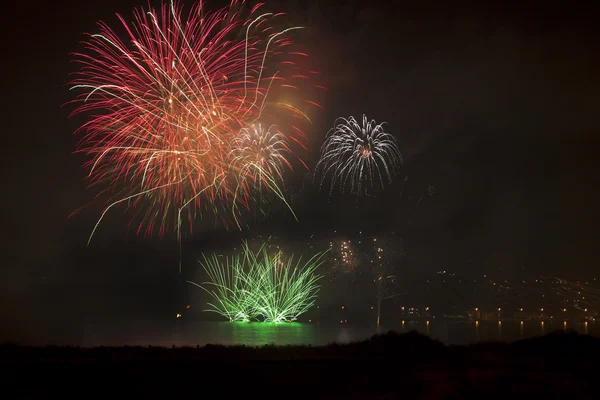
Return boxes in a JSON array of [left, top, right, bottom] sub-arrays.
[[188, 241, 327, 322]]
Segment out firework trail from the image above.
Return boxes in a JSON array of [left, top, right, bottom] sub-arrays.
[[314, 115, 402, 198], [69, 0, 321, 243], [370, 235, 403, 324]]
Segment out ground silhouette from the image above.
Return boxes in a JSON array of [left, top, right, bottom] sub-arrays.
[[2, 330, 597, 398]]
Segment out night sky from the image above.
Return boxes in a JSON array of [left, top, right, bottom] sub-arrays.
[[2, 0, 599, 344]]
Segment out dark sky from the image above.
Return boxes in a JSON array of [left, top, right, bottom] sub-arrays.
[[2, 0, 599, 344]]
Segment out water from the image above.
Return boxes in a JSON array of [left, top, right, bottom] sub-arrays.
[[79, 319, 598, 347]]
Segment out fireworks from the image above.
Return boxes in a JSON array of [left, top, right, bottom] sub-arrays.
[[314, 115, 402, 197], [231, 123, 292, 190], [69, 0, 319, 241], [188, 241, 326, 322], [187, 249, 259, 322], [371, 235, 403, 324], [228, 123, 295, 225], [327, 239, 359, 280], [254, 249, 325, 322]]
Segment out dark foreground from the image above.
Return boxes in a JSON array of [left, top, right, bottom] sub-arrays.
[[2, 331, 598, 399]]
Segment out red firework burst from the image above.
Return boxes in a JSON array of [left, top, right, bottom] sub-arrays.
[[68, 0, 323, 241]]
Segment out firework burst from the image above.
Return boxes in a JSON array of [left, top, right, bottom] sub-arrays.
[[230, 123, 292, 190], [228, 123, 295, 225], [69, 0, 320, 242], [188, 241, 326, 322], [314, 115, 402, 197]]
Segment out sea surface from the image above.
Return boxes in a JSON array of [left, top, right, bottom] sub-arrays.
[[78, 319, 598, 347]]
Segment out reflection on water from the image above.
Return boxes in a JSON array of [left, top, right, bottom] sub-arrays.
[[79, 320, 599, 348], [520, 320, 524, 338], [541, 321, 545, 335], [194, 320, 598, 347], [498, 321, 502, 339], [225, 322, 316, 347]]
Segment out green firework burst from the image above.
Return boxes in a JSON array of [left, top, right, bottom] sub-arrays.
[[188, 241, 327, 322]]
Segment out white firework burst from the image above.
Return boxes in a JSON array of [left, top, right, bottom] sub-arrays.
[[315, 115, 402, 197], [229, 123, 292, 191]]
